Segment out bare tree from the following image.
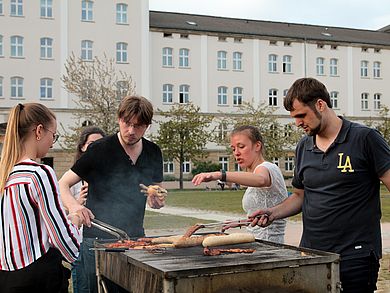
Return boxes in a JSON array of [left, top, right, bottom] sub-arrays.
[[60, 53, 135, 150]]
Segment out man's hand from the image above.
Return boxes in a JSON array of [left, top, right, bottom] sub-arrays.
[[140, 184, 168, 209], [69, 204, 95, 227], [248, 209, 273, 227]]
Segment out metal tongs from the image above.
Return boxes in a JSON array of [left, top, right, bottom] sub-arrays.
[[91, 218, 131, 240], [200, 215, 267, 232]]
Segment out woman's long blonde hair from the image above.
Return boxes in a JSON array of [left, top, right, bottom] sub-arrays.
[[0, 103, 56, 194]]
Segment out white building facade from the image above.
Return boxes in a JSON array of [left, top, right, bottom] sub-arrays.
[[0, 0, 389, 178]]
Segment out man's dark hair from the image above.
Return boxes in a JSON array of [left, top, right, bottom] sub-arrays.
[[117, 95, 154, 125], [284, 78, 332, 111]]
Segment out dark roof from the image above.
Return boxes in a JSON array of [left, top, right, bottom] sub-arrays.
[[150, 11, 390, 46]]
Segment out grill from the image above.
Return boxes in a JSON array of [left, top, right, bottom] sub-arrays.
[[95, 237, 340, 293]]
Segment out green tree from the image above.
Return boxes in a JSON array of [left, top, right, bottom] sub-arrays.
[[60, 53, 135, 150], [217, 101, 303, 160], [152, 103, 215, 189], [365, 105, 390, 144], [192, 161, 221, 176]]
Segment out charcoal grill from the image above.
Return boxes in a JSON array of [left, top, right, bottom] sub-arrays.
[[94, 237, 340, 293]]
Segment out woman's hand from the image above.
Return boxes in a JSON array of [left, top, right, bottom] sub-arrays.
[[77, 183, 88, 205], [192, 171, 220, 186]]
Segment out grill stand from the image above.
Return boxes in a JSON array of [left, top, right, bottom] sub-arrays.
[[95, 239, 341, 293]]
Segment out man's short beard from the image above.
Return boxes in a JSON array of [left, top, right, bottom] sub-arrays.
[[307, 106, 322, 136]]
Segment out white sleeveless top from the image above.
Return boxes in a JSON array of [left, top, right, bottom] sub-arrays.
[[242, 161, 288, 243]]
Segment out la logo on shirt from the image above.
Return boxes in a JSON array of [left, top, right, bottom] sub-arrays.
[[337, 153, 355, 173]]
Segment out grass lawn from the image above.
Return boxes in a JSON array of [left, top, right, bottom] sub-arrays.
[[151, 185, 390, 222]]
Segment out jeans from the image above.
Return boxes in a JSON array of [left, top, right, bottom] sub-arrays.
[[77, 238, 129, 293], [340, 252, 380, 293]]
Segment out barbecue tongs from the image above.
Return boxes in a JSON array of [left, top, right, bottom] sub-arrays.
[[91, 218, 131, 240]]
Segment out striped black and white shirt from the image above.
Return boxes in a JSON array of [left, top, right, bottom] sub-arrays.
[[0, 159, 81, 271]]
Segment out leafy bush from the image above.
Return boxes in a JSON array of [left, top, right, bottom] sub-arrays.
[[192, 161, 220, 175]]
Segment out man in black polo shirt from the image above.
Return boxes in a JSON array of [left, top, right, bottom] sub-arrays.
[[59, 95, 164, 293], [250, 78, 390, 293]]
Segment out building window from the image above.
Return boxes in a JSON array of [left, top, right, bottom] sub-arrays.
[[285, 156, 294, 171], [10, 0, 23, 16], [360, 61, 368, 77], [81, 0, 93, 21], [234, 163, 242, 171], [284, 124, 293, 138], [40, 78, 53, 99], [116, 3, 127, 24], [268, 89, 278, 106], [81, 40, 93, 61], [40, 0, 52, 18], [162, 47, 173, 67], [219, 157, 228, 171], [179, 84, 189, 104], [180, 34, 189, 39], [233, 87, 243, 105], [330, 91, 338, 109], [182, 161, 191, 174], [374, 93, 381, 110], [233, 52, 242, 70], [282, 55, 292, 73], [272, 157, 279, 166], [116, 42, 127, 63], [361, 93, 369, 110], [270, 124, 278, 139], [0, 35, 3, 56], [330, 58, 338, 76], [179, 48, 189, 67], [0, 77, 3, 97], [283, 89, 289, 97], [11, 77, 23, 98], [268, 54, 277, 72], [373, 62, 381, 78], [116, 80, 129, 100], [162, 84, 173, 103], [217, 86, 228, 105], [316, 57, 325, 75], [10, 36, 23, 57], [217, 51, 227, 70], [163, 161, 174, 173], [81, 79, 93, 100], [218, 123, 228, 141], [0, 0, 3, 14], [40, 37, 53, 59]]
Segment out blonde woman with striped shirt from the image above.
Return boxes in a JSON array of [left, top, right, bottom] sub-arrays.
[[0, 103, 83, 293]]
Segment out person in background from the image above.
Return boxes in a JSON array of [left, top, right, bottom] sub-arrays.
[[250, 77, 390, 293], [59, 95, 164, 293], [0, 103, 82, 293], [67, 126, 105, 293], [192, 125, 288, 243]]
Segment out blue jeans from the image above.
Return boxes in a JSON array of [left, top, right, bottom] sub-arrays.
[[77, 238, 129, 293], [340, 252, 380, 293], [77, 238, 98, 293]]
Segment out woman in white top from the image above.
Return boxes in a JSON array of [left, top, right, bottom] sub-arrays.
[[192, 125, 288, 243]]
